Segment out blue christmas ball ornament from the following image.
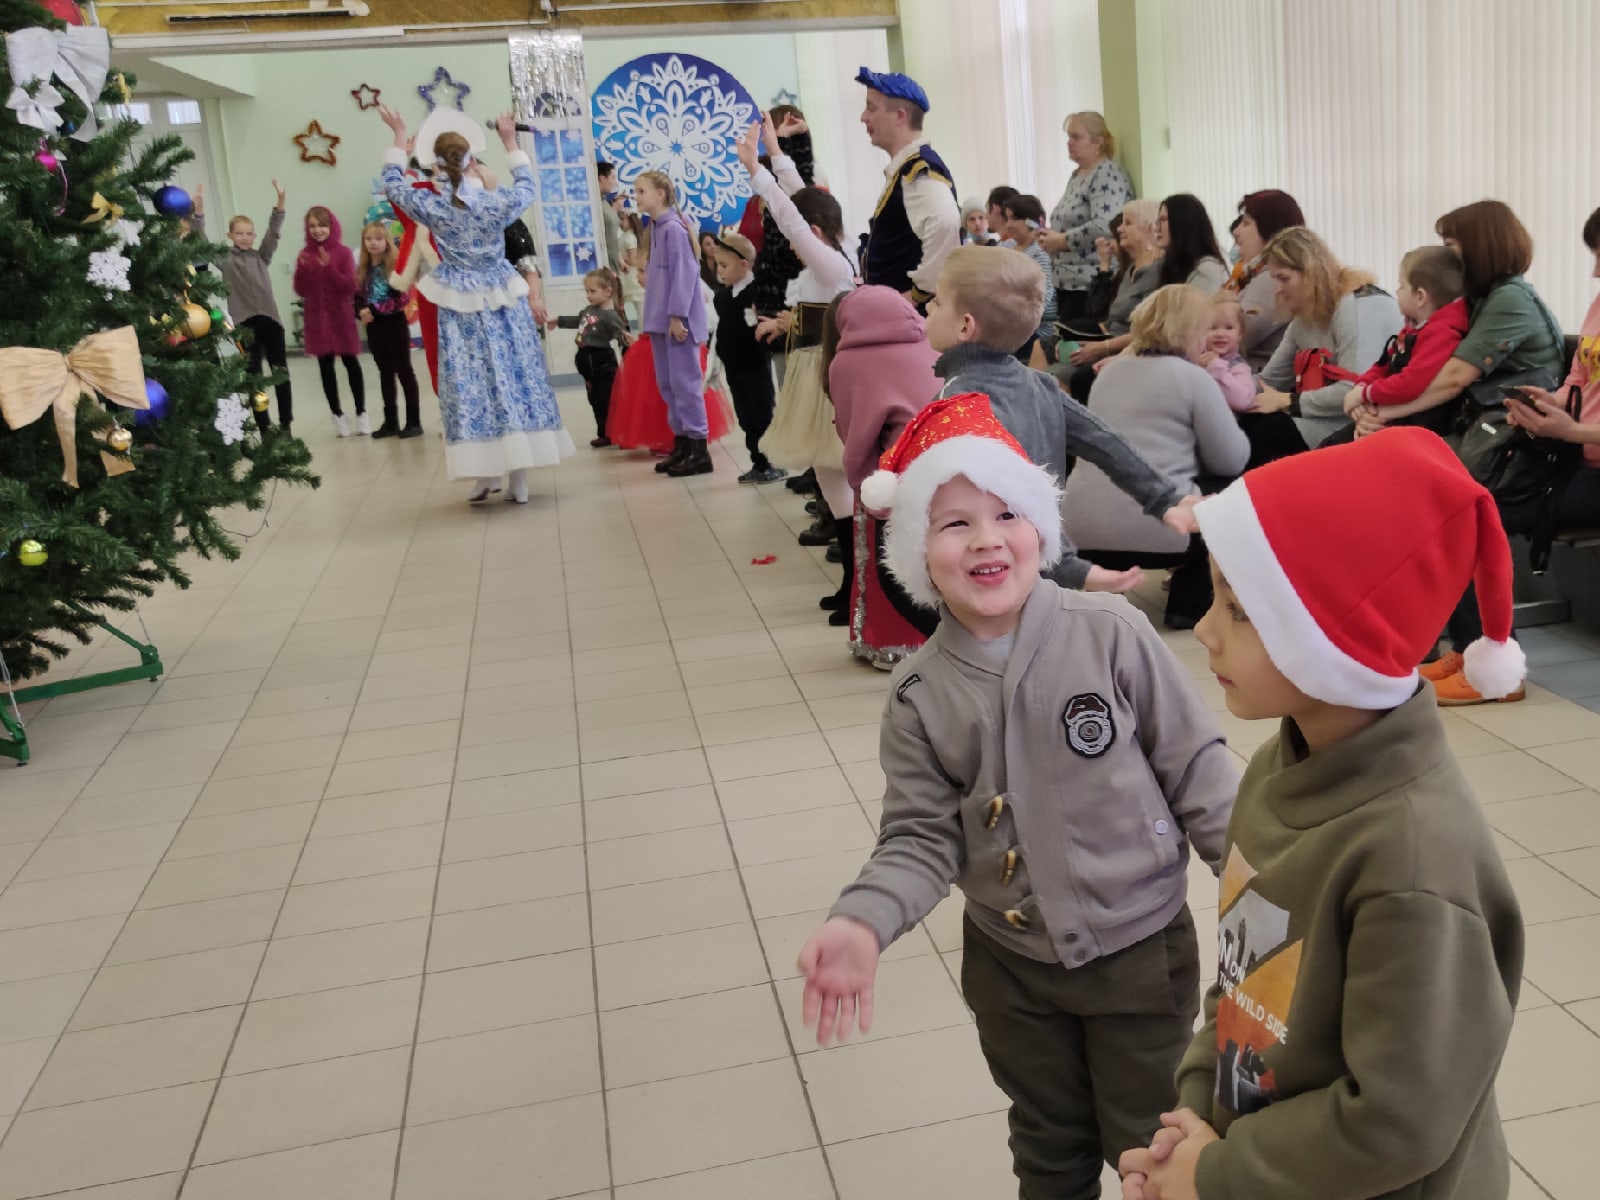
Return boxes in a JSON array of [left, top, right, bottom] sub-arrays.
[[136, 378, 170, 424], [152, 185, 193, 218]]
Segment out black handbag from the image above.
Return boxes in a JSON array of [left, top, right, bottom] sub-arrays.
[[1451, 382, 1582, 572]]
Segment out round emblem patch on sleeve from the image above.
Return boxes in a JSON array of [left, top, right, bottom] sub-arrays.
[[1063, 693, 1116, 758]]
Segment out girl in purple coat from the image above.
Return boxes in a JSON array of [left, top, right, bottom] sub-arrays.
[[635, 170, 712, 477], [293, 206, 369, 436]]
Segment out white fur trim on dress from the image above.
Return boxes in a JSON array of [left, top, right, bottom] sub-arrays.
[[883, 435, 1063, 610], [417, 272, 531, 313], [1463, 637, 1527, 699], [444, 428, 576, 480], [1196, 481, 1418, 709]]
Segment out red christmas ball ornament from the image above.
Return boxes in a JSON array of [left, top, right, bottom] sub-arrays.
[[40, 0, 84, 24], [35, 150, 59, 172]]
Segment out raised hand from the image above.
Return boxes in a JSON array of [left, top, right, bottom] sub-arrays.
[[776, 111, 808, 137], [377, 104, 407, 135], [272, 178, 286, 209], [761, 110, 781, 155], [797, 917, 880, 1046], [493, 112, 518, 150], [735, 122, 762, 176], [192, 182, 204, 216]]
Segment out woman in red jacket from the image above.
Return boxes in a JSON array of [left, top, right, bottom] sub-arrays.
[[293, 206, 368, 436]]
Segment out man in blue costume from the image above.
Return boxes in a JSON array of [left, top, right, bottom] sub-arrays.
[[856, 67, 961, 312]]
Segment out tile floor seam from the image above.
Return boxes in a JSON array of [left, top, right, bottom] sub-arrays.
[[673, 469, 844, 1197], [387, 458, 491, 1200], [0, 794, 201, 1159]]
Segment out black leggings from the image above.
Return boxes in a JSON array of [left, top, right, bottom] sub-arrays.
[[576, 345, 619, 441], [317, 353, 365, 417], [241, 315, 292, 432], [725, 362, 776, 470], [366, 313, 419, 428]]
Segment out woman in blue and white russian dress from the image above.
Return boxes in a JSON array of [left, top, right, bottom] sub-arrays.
[[378, 106, 574, 503]]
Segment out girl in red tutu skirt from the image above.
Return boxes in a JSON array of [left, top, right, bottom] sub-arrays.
[[606, 332, 733, 454]]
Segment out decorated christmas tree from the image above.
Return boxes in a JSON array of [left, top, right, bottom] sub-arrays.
[[0, 0, 316, 696]]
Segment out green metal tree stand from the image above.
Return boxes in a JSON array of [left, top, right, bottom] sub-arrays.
[[0, 607, 164, 766]]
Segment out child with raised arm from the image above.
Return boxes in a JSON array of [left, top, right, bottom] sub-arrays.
[[195, 180, 293, 434], [1119, 428, 1524, 1200], [800, 393, 1237, 1200]]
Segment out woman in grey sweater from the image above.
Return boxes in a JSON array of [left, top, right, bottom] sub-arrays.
[[1247, 227, 1402, 458], [1063, 285, 1250, 627]]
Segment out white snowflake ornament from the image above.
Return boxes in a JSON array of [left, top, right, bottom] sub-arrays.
[[214, 393, 249, 445], [87, 247, 131, 293]]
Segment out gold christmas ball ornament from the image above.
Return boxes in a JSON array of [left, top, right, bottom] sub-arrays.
[[17, 539, 47, 568], [182, 302, 211, 339], [108, 427, 133, 452], [253, 391, 270, 412]]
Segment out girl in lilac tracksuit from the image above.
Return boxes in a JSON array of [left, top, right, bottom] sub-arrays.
[[635, 170, 711, 477]]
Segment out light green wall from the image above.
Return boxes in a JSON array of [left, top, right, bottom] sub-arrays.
[[161, 36, 802, 325], [1096, 0, 1170, 200]]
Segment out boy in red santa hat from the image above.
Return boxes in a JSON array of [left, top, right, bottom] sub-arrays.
[[1119, 426, 1525, 1200], [797, 393, 1239, 1200]]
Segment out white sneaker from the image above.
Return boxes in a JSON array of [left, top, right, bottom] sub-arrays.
[[334, 414, 351, 438], [467, 477, 501, 503], [356, 412, 371, 436]]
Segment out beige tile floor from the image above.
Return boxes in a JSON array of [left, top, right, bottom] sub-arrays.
[[1, 366, 1598, 1198]]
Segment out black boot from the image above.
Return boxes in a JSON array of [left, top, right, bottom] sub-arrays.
[[826, 516, 854, 625], [666, 437, 713, 477], [397, 424, 423, 439], [786, 467, 817, 494], [655, 435, 687, 474]]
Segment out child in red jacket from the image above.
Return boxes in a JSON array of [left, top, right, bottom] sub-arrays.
[[294, 206, 368, 437], [1343, 246, 1468, 421]]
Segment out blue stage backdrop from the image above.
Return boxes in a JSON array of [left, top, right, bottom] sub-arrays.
[[591, 53, 760, 230]]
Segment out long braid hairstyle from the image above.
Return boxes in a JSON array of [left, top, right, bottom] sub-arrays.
[[433, 132, 473, 210]]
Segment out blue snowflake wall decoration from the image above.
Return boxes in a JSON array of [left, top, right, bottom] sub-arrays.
[[418, 67, 471, 113], [591, 53, 759, 228]]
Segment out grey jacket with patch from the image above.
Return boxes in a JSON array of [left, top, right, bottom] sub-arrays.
[[830, 579, 1238, 967]]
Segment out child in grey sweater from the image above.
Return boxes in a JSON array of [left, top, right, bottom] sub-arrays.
[[925, 246, 1199, 593], [194, 181, 293, 434]]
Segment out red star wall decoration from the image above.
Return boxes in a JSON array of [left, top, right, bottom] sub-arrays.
[[351, 83, 382, 111], [292, 120, 341, 166]]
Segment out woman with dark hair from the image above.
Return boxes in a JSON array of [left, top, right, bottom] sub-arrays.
[[1156, 194, 1227, 294], [1225, 189, 1306, 369], [1502, 206, 1600, 522], [1354, 199, 1564, 706]]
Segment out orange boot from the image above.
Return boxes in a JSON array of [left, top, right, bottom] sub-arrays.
[[1419, 651, 1464, 682], [1433, 669, 1525, 706]]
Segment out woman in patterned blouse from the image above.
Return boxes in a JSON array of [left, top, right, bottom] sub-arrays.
[[1037, 112, 1135, 326]]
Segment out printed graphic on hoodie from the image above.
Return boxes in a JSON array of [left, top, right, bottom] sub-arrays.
[[1213, 845, 1302, 1118]]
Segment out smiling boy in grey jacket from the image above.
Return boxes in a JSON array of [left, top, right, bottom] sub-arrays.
[[802, 393, 1238, 1200]]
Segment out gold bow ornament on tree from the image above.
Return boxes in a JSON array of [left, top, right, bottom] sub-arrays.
[[0, 325, 149, 488]]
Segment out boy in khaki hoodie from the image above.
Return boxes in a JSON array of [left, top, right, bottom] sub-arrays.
[[1119, 427, 1525, 1200]]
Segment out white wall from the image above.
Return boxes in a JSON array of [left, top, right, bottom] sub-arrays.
[[1157, 0, 1600, 330]]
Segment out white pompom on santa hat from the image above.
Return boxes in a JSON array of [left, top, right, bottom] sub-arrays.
[[865, 392, 1063, 609], [1194, 426, 1526, 708]]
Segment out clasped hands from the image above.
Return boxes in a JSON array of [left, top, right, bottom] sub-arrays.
[[1117, 1107, 1218, 1200]]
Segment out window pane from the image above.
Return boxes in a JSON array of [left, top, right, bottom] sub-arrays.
[[559, 129, 586, 164], [549, 243, 574, 277], [545, 206, 568, 239], [539, 169, 564, 205], [533, 129, 559, 165], [568, 205, 594, 239], [104, 102, 151, 125], [166, 100, 202, 125], [573, 241, 597, 268], [563, 168, 589, 201]]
